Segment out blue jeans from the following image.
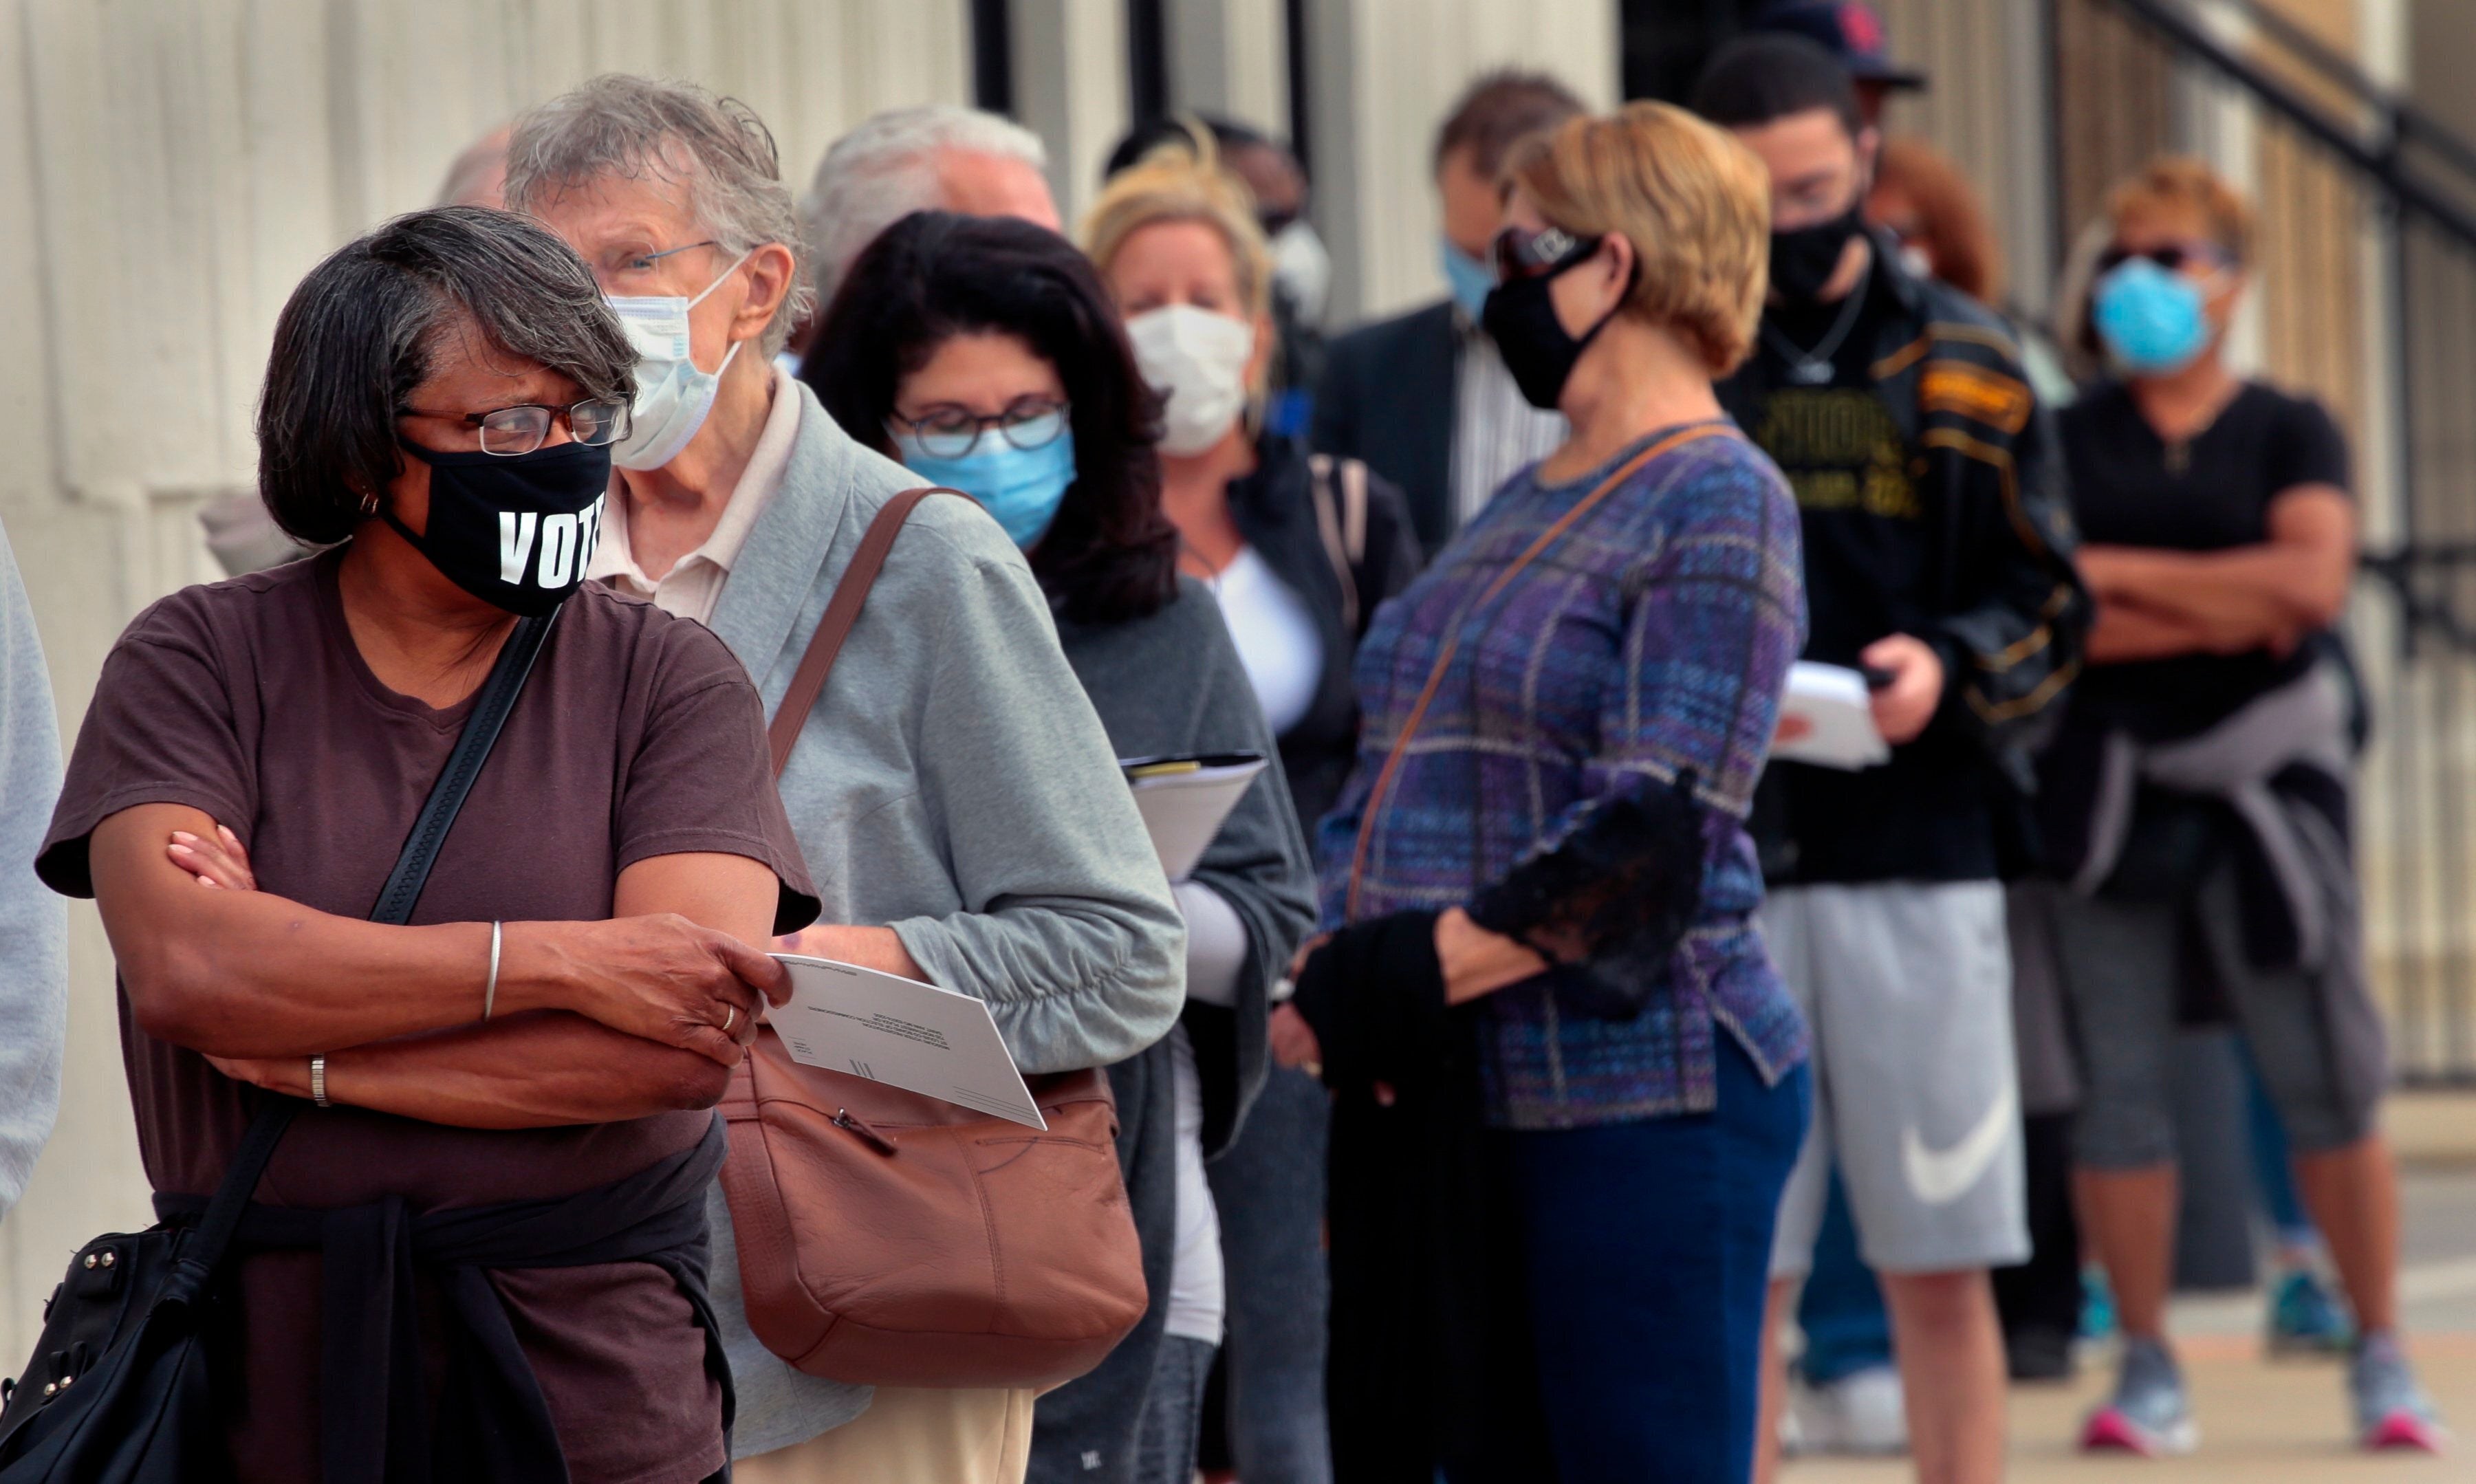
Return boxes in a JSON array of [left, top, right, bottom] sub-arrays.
[[1797, 1170, 1895, 1384], [1504, 1038, 1811, 1484]]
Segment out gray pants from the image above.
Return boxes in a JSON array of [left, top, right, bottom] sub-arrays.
[[1202, 1065, 1332, 1484], [2055, 863, 2374, 1168]]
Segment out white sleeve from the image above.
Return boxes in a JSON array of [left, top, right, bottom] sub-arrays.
[[1171, 879, 1248, 1008]]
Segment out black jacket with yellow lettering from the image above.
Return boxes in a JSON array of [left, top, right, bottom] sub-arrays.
[[1721, 237, 2088, 884]]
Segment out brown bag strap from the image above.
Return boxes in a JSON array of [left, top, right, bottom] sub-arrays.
[[765, 488, 958, 778]]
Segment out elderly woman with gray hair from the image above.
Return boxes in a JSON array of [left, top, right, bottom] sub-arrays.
[[45, 204, 820, 1482], [510, 74, 1186, 1484]]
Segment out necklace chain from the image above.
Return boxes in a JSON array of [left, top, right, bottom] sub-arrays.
[[1763, 275, 1870, 386]]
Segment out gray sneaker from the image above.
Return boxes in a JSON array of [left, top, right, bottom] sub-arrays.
[[2082, 1338, 2199, 1457], [2351, 1332, 2448, 1452]]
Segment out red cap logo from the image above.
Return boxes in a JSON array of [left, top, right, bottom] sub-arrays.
[[1840, 2, 1887, 54]]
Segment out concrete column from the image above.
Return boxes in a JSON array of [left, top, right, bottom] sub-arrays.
[[1305, 0, 1619, 327], [1013, 0, 1131, 227], [1167, 0, 1290, 133]]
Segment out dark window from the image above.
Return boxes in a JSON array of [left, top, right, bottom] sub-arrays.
[[1620, 0, 1769, 102], [1128, 0, 1170, 121], [971, 0, 1014, 116], [1285, 0, 1312, 175]]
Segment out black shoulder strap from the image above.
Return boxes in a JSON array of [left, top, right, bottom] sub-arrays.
[[180, 607, 558, 1280], [371, 609, 558, 926]]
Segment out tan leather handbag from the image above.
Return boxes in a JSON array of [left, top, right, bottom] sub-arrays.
[[719, 488, 1149, 1388]]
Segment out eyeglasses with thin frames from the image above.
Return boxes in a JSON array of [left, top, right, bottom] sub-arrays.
[[396, 398, 634, 457]]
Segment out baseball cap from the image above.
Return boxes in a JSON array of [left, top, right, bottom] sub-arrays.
[[1752, 0, 1928, 91]]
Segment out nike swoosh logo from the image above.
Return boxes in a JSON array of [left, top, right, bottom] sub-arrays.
[[1901, 1080, 2018, 1206]]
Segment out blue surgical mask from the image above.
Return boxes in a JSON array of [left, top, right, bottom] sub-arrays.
[[895, 427, 1078, 549], [2091, 258, 2215, 377], [1440, 237, 1496, 323]]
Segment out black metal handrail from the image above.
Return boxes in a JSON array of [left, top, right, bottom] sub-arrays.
[[2103, 0, 2476, 250]]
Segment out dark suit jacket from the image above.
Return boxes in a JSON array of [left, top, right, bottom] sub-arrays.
[[1310, 299, 1461, 558]]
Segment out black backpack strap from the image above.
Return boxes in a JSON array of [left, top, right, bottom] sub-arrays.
[[181, 607, 559, 1281]]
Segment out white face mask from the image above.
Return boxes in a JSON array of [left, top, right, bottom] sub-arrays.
[[1270, 220, 1332, 328], [1127, 304, 1255, 457], [605, 250, 752, 472]]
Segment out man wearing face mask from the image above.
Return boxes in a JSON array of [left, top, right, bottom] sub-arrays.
[[1312, 70, 1583, 556], [1692, 37, 2087, 1484], [509, 76, 1186, 1484]]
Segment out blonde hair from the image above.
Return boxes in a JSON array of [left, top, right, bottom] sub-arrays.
[[2107, 156, 2253, 265], [1082, 124, 1275, 326], [1506, 101, 1771, 375]]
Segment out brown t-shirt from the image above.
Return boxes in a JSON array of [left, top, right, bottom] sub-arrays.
[[39, 552, 820, 1484]]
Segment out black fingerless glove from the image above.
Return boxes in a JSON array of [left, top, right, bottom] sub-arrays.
[[1290, 909, 1442, 1096]]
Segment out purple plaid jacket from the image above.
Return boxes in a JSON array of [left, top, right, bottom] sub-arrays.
[[1317, 423, 1810, 1128]]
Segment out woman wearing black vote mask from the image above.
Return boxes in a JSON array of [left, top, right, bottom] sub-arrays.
[[32, 207, 820, 1483]]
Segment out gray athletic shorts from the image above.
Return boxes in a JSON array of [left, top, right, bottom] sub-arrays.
[[1763, 881, 2030, 1279], [2055, 862, 2376, 1169]]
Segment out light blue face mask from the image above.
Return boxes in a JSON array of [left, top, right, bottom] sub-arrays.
[[895, 424, 1078, 549], [1440, 237, 1497, 323], [2091, 258, 2215, 377]]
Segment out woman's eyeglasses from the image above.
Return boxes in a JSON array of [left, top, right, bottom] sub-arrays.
[[1492, 224, 1604, 284], [889, 400, 1071, 459], [2095, 241, 2230, 277], [398, 398, 635, 457]]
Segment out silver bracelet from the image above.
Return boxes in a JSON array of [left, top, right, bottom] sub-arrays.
[[310, 1054, 329, 1108], [484, 921, 503, 1022]]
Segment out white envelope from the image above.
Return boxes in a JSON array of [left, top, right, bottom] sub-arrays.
[[768, 954, 1046, 1129], [1772, 661, 1890, 771]]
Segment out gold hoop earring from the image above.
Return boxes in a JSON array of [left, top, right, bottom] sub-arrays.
[[358, 491, 379, 517]]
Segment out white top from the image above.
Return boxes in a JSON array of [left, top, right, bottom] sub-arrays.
[[589, 364, 805, 626], [1163, 878, 1243, 1345], [1207, 545, 1323, 736], [1163, 1022, 1226, 1344]]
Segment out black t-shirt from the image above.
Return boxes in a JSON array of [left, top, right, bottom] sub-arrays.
[[2062, 381, 2350, 739], [1737, 252, 2003, 884]]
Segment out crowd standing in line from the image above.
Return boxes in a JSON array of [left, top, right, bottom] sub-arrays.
[[0, 1, 2455, 1479]]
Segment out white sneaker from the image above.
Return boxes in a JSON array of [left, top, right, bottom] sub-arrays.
[[1786, 1365, 1910, 1456]]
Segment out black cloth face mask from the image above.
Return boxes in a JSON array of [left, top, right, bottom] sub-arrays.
[[384, 437, 611, 616], [1768, 196, 1868, 305], [1481, 260, 1625, 412]]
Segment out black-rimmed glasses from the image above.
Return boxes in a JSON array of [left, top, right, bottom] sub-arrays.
[[889, 400, 1071, 459], [397, 398, 634, 456]]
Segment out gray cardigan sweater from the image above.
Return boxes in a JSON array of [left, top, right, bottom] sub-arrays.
[[699, 388, 1187, 1456], [1029, 578, 1318, 1484], [0, 520, 65, 1216]]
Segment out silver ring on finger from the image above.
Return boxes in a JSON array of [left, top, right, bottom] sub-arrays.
[[722, 1003, 736, 1033]]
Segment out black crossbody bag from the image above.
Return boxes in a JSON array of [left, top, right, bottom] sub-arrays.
[[0, 609, 556, 1481]]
